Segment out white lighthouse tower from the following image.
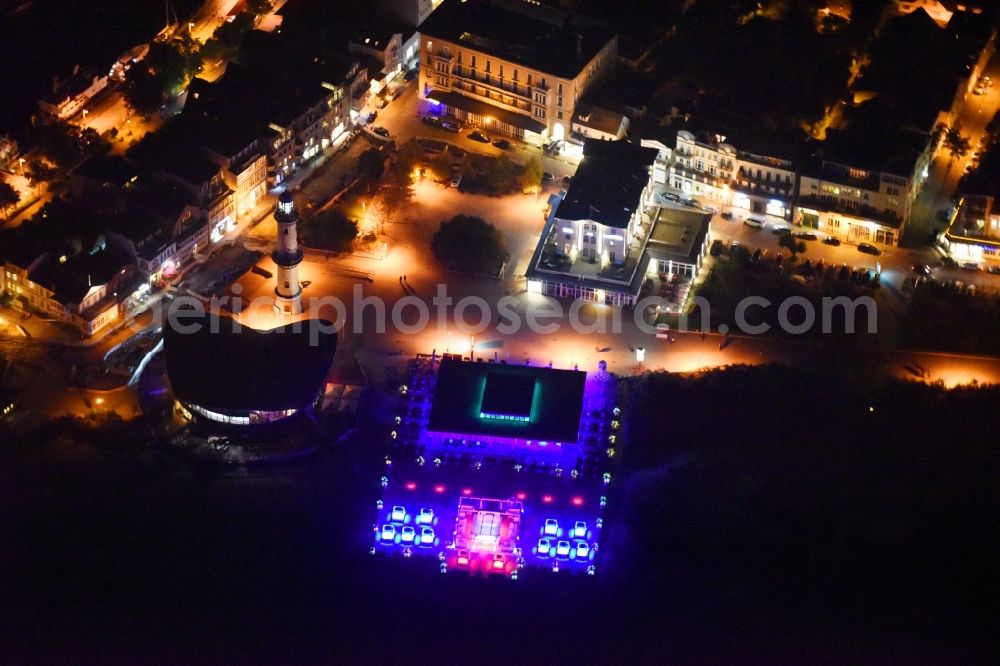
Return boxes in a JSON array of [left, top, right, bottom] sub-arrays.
[[273, 191, 303, 315]]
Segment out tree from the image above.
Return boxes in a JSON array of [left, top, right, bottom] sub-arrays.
[[778, 231, 806, 259], [355, 148, 386, 183], [431, 214, 508, 274], [0, 181, 19, 216], [27, 159, 57, 184], [380, 140, 421, 215], [123, 38, 199, 114], [299, 208, 358, 253], [518, 156, 544, 193], [941, 124, 971, 163]]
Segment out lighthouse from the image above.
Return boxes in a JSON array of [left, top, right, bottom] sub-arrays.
[[273, 191, 303, 315]]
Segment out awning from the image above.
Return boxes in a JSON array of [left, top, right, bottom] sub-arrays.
[[430, 91, 546, 135]]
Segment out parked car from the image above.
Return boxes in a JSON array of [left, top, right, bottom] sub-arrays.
[[941, 256, 959, 269], [702, 204, 718, 214], [492, 138, 511, 149], [561, 175, 572, 185], [376, 96, 388, 108], [468, 130, 490, 143], [390, 505, 407, 522], [682, 198, 698, 207], [574, 540, 590, 560], [857, 243, 881, 256], [422, 115, 441, 127], [555, 540, 572, 558], [961, 261, 981, 271], [370, 126, 391, 138], [572, 521, 588, 539], [987, 265, 1000, 275], [660, 192, 681, 203], [400, 526, 416, 544], [822, 236, 841, 246], [404, 67, 418, 81], [380, 524, 397, 542], [541, 171, 554, 181], [418, 527, 436, 546], [450, 171, 462, 188], [793, 231, 818, 240], [365, 110, 377, 123], [536, 537, 552, 557], [720, 211, 734, 220], [440, 120, 461, 133], [543, 518, 559, 536], [770, 224, 790, 235], [728, 241, 743, 257], [912, 264, 932, 276], [416, 508, 435, 525], [744, 217, 765, 229], [974, 86, 986, 95], [710, 239, 725, 257]]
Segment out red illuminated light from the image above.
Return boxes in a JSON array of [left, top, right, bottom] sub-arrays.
[[434, 484, 446, 493], [462, 487, 473, 495], [542, 494, 553, 503], [405, 482, 417, 490], [516, 492, 527, 500], [572, 496, 584, 506]]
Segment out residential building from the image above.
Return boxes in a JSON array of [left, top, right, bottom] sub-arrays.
[[669, 129, 737, 206], [939, 178, 1000, 266], [375, 0, 443, 27], [350, 23, 418, 94], [795, 126, 929, 247], [563, 103, 629, 157], [419, 0, 617, 145], [526, 139, 710, 307], [37, 65, 107, 121], [732, 142, 798, 222]]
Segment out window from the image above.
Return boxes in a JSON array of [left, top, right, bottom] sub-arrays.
[[457, 52, 462, 64], [557, 83, 563, 95], [513, 69, 518, 81], [527, 74, 533, 86], [485, 60, 491, 73], [564, 231, 572, 240], [471, 55, 477, 69], [557, 96, 563, 107], [557, 111, 563, 120], [499, 65, 504, 78]]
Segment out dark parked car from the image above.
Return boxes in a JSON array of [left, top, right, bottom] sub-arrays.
[[710, 239, 724, 257], [793, 231, 818, 240], [912, 264, 932, 276], [857, 243, 881, 256], [541, 171, 554, 181], [441, 120, 461, 133], [941, 256, 959, 269], [404, 68, 418, 81], [492, 138, 511, 150], [468, 130, 490, 143], [822, 236, 841, 246], [371, 126, 391, 138], [365, 111, 377, 123], [720, 211, 734, 220], [422, 116, 441, 127], [561, 175, 572, 185], [961, 262, 981, 272]]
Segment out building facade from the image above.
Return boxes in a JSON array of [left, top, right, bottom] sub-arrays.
[[418, 0, 617, 146]]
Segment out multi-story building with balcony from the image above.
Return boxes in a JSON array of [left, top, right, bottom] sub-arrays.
[[669, 129, 737, 205], [418, 0, 617, 146], [939, 175, 1000, 267], [795, 125, 930, 247], [732, 145, 798, 222]]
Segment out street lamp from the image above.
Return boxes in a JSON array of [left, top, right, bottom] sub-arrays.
[[18, 157, 25, 175]]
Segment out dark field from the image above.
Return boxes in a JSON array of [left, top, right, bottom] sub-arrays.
[[2, 365, 999, 663]]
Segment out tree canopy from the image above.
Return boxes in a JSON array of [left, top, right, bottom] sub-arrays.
[[431, 214, 507, 274], [0, 181, 20, 214], [299, 208, 358, 253]]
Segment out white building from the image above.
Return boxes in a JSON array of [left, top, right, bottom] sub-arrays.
[[669, 129, 737, 205]]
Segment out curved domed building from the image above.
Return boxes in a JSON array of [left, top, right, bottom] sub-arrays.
[[164, 313, 336, 427]]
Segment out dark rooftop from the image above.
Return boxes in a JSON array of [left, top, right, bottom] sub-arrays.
[[428, 358, 586, 444], [480, 373, 536, 419], [28, 246, 130, 306], [420, 0, 615, 79], [164, 314, 337, 414], [72, 155, 140, 187], [554, 139, 658, 229]]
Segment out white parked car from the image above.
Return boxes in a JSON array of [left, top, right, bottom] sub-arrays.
[[571, 521, 588, 539], [400, 526, 416, 544], [574, 540, 590, 560], [419, 527, 436, 546], [536, 537, 552, 557], [390, 505, 407, 522], [555, 540, 571, 558], [744, 217, 765, 229], [543, 519, 559, 536], [380, 524, 397, 542], [416, 508, 434, 525]]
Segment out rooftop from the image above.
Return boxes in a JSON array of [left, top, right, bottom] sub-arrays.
[[420, 0, 615, 79], [164, 314, 338, 414], [428, 358, 586, 444], [72, 155, 140, 187], [573, 103, 626, 136], [646, 208, 711, 265], [555, 140, 658, 229]]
